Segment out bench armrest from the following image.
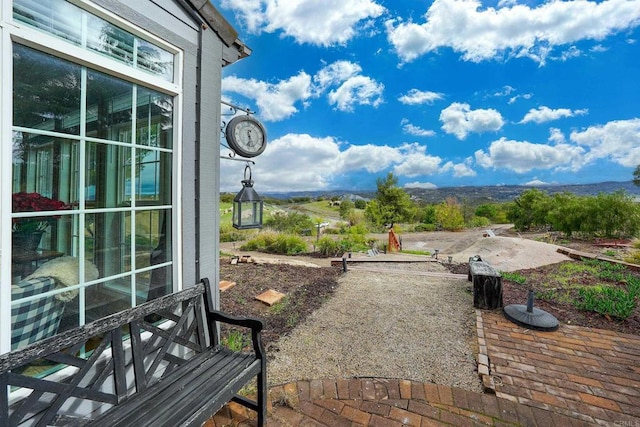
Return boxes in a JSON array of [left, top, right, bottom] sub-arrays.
[[208, 310, 266, 359], [209, 310, 264, 332]]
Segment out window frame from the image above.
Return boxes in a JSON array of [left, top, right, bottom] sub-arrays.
[[0, 0, 184, 354]]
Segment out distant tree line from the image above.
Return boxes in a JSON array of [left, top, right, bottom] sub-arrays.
[[506, 188, 640, 238]]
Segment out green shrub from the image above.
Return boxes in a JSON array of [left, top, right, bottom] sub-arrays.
[[413, 223, 436, 232], [241, 231, 308, 255], [501, 271, 527, 285], [467, 216, 491, 228], [317, 236, 341, 257]]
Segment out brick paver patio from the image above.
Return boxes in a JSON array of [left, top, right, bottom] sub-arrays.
[[207, 308, 640, 426]]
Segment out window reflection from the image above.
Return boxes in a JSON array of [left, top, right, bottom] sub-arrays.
[[12, 45, 81, 135], [14, 0, 174, 82], [11, 40, 175, 350], [13, 0, 83, 46]]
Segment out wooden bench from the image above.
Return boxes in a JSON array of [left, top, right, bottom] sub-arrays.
[[468, 255, 503, 310], [0, 278, 267, 427]]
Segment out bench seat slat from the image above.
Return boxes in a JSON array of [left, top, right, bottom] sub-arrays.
[[92, 349, 257, 427]]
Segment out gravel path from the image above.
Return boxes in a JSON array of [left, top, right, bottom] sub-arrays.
[[268, 262, 483, 391], [267, 232, 574, 391]]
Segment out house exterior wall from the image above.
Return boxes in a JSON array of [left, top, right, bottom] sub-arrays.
[[1, 0, 244, 352]]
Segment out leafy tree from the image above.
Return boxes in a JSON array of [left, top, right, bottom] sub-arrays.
[[582, 191, 640, 238], [634, 165, 640, 187], [364, 173, 415, 228], [547, 192, 586, 237], [339, 199, 355, 220], [506, 189, 552, 231], [354, 199, 367, 209], [435, 198, 465, 231], [417, 204, 437, 225], [475, 203, 508, 224]]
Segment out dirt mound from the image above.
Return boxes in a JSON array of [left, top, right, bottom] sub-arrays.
[[451, 235, 571, 272]]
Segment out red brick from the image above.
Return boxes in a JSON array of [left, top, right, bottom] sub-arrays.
[[336, 379, 350, 400], [369, 414, 402, 427], [411, 382, 426, 400], [362, 380, 376, 400], [299, 401, 325, 420], [389, 406, 422, 426], [530, 390, 568, 408], [480, 394, 502, 418], [438, 409, 475, 427], [463, 391, 484, 414], [309, 380, 323, 400], [407, 400, 440, 419], [316, 398, 344, 414], [436, 385, 453, 406], [451, 388, 467, 409], [361, 401, 391, 416], [386, 380, 401, 400], [577, 392, 621, 411], [399, 380, 412, 399], [349, 379, 363, 399], [374, 380, 389, 400], [340, 405, 371, 425], [318, 408, 351, 427], [322, 379, 337, 399], [297, 381, 310, 401], [496, 397, 520, 424], [423, 383, 439, 403]]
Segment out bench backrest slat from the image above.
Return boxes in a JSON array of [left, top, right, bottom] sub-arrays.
[[1, 281, 212, 427]]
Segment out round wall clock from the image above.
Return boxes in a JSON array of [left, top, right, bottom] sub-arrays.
[[225, 115, 267, 158]]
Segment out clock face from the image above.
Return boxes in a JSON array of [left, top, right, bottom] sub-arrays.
[[226, 116, 267, 158]]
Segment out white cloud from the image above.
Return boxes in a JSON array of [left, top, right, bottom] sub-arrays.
[[223, 60, 384, 119], [222, 0, 386, 46], [386, 0, 640, 64], [327, 75, 384, 112], [393, 151, 443, 177], [404, 181, 438, 189], [222, 73, 313, 121], [474, 137, 586, 173], [442, 159, 477, 177], [398, 89, 444, 105], [508, 93, 532, 104], [401, 119, 436, 137], [220, 135, 464, 191], [493, 85, 515, 97], [570, 118, 640, 167], [520, 106, 588, 124], [439, 102, 504, 139]]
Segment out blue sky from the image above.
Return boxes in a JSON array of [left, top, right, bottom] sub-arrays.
[[216, 0, 640, 193]]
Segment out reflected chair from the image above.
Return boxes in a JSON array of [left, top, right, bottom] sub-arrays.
[[11, 277, 65, 350]]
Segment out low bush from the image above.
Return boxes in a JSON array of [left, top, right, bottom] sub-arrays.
[[317, 236, 341, 257], [575, 285, 636, 320], [241, 231, 308, 255]]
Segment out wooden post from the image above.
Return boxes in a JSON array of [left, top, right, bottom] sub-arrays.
[[468, 256, 503, 309]]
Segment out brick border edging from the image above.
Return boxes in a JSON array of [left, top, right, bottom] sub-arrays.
[[476, 309, 497, 392]]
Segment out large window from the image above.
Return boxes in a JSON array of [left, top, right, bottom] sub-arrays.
[[6, 0, 179, 351]]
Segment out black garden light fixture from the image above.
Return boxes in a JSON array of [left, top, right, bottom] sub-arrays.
[[233, 164, 263, 230]]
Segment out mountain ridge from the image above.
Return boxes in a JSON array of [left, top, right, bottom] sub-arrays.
[[262, 181, 640, 204]]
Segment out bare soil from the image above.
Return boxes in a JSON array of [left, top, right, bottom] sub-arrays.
[[219, 261, 341, 350], [219, 234, 640, 354]]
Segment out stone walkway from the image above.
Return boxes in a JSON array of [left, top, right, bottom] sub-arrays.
[[206, 310, 640, 426]]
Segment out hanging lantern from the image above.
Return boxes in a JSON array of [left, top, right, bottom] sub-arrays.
[[233, 164, 263, 229]]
